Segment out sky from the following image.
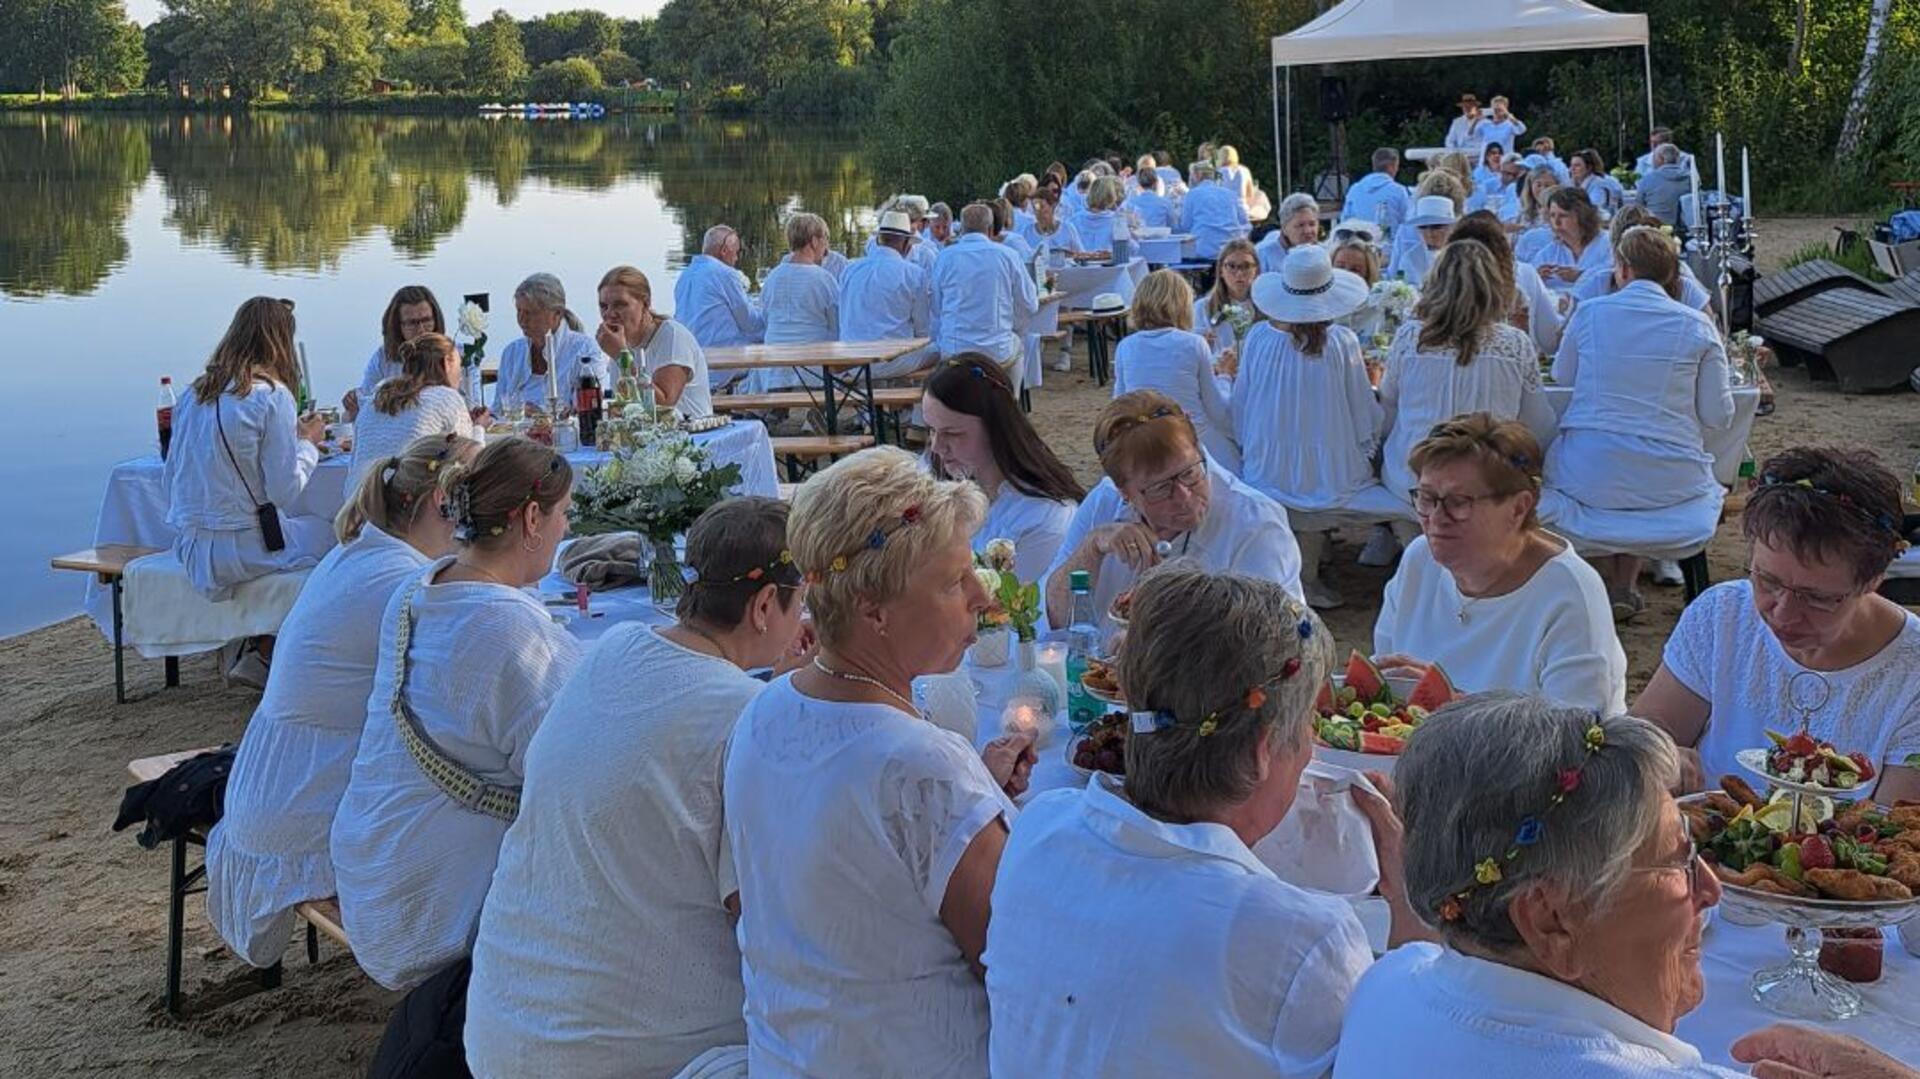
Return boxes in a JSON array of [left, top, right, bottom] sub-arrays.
[[124, 1, 667, 26]]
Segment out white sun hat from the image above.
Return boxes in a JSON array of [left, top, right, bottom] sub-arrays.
[[1403, 195, 1458, 229], [1327, 218, 1383, 245], [877, 210, 914, 237], [1250, 245, 1369, 324], [1090, 292, 1127, 315]]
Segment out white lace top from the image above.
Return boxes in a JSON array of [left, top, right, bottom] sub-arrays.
[[1377, 320, 1560, 500]]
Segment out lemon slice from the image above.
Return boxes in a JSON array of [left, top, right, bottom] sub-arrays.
[[1757, 791, 1834, 833]]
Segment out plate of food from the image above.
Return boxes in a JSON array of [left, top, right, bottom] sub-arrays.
[[1736, 729, 1878, 797], [1079, 657, 1125, 705], [1311, 651, 1459, 770], [1066, 712, 1127, 778], [1683, 782, 1920, 923]]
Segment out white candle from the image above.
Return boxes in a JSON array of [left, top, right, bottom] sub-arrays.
[[1036, 640, 1070, 707], [1001, 696, 1051, 749], [1742, 148, 1752, 217], [1688, 165, 1701, 236], [1716, 133, 1727, 200], [545, 329, 560, 403]]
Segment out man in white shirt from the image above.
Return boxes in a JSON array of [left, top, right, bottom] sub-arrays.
[[930, 203, 1038, 374], [752, 212, 840, 392], [1342, 147, 1413, 233], [921, 202, 953, 250], [1635, 127, 1697, 178], [840, 211, 936, 380], [673, 224, 765, 392], [1179, 162, 1251, 261], [1444, 92, 1483, 151], [1475, 95, 1528, 154]]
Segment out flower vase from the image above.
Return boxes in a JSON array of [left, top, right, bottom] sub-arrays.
[[970, 626, 1011, 668], [1011, 637, 1064, 717], [647, 538, 688, 613]]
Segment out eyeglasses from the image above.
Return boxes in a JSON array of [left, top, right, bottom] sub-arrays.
[[1138, 460, 1206, 503], [1634, 836, 1703, 896], [1410, 487, 1511, 523], [1748, 565, 1856, 613], [400, 316, 438, 331], [1222, 259, 1258, 271]]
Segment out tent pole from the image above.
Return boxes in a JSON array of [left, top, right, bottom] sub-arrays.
[[1272, 64, 1285, 194], [1642, 44, 1655, 136], [1284, 68, 1293, 193]]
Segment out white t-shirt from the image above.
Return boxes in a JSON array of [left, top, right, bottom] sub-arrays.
[[987, 778, 1372, 1078], [976, 484, 1077, 585], [349, 385, 479, 489], [329, 561, 583, 990], [723, 677, 1014, 1079], [1665, 581, 1920, 793], [466, 625, 763, 1079], [640, 317, 714, 420], [1375, 536, 1628, 715], [357, 342, 401, 401]]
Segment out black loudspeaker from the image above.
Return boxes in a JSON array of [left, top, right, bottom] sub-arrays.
[[1320, 76, 1350, 122]]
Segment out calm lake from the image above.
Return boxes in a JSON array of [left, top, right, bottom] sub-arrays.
[[0, 112, 882, 638]]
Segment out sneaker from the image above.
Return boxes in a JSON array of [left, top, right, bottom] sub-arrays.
[[1610, 590, 1646, 624], [1357, 525, 1400, 568], [226, 648, 269, 691], [1303, 580, 1346, 610], [1649, 559, 1684, 587], [1048, 357, 1073, 373]]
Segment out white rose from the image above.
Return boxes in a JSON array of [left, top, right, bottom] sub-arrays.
[[458, 302, 488, 339], [974, 567, 1001, 595], [673, 456, 697, 484]]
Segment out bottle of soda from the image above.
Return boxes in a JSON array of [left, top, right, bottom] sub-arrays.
[[574, 357, 602, 448], [1064, 570, 1103, 733], [156, 376, 177, 460]]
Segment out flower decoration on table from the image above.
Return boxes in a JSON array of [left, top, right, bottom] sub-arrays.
[[594, 406, 678, 453], [969, 539, 1040, 668], [457, 300, 490, 367], [1610, 165, 1641, 188], [568, 429, 744, 611], [1729, 330, 1768, 386], [1371, 278, 1418, 328]]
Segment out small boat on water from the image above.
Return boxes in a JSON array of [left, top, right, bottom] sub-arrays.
[[478, 102, 607, 119]]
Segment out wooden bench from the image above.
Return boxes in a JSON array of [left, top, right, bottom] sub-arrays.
[[715, 386, 924, 444], [53, 545, 164, 704], [1755, 290, 1920, 392], [127, 747, 225, 1015], [293, 898, 351, 962], [769, 434, 875, 480]]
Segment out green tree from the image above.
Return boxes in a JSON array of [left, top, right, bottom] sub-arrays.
[[619, 17, 656, 73], [527, 55, 602, 100], [465, 9, 529, 98], [388, 29, 468, 91], [591, 48, 643, 86], [287, 0, 406, 102], [0, 0, 145, 96], [406, 0, 464, 38], [161, 0, 305, 102], [521, 9, 621, 66]]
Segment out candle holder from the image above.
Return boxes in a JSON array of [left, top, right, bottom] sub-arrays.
[[1694, 200, 1758, 342]]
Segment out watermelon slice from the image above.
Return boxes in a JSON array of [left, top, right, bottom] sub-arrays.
[[1344, 650, 1388, 704], [1359, 731, 1404, 755], [1314, 677, 1337, 715], [1407, 664, 1457, 711]]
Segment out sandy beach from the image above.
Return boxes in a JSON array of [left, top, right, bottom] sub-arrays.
[[2, 215, 1913, 1077]]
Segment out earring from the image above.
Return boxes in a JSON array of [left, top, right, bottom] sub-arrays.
[[524, 530, 541, 553]]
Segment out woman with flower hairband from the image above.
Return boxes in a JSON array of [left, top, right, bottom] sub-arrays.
[[206, 433, 479, 971], [1635, 447, 1920, 803], [989, 565, 1423, 1077], [723, 446, 1037, 1078], [331, 435, 582, 993], [1334, 696, 1740, 1077], [468, 497, 814, 1079], [1043, 391, 1305, 632]]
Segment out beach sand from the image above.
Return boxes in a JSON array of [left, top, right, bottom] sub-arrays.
[[3, 215, 1913, 1076]]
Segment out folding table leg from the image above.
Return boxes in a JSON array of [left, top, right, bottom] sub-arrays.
[[110, 575, 126, 705], [260, 961, 283, 990], [1680, 553, 1712, 604], [164, 657, 180, 688], [306, 923, 319, 964], [165, 836, 186, 1015], [820, 366, 837, 437]]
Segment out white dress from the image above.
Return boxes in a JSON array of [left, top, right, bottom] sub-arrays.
[[466, 625, 763, 1079], [493, 327, 607, 414], [752, 259, 841, 392], [204, 526, 428, 968], [348, 385, 479, 489], [974, 484, 1077, 584], [1540, 280, 1734, 553], [1231, 322, 1401, 519], [1375, 535, 1628, 715], [987, 777, 1371, 1078], [328, 561, 582, 990], [637, 318, 714, 421], [1334, 943, 1744, 1078], [1112, 327, 1240, 473], [1665, 582, 1920, 797], [723, 677, 1015, 1079], [163, 380, 332, 599], [1377, 321, 1560, 506], [1043, 460, 1305, 630]]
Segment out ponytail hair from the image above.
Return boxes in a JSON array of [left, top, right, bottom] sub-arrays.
[[515, 272, 585, 333], [440, 435, 573, 550], [335, 432, 479, 544], [373, 332, 460, 415]]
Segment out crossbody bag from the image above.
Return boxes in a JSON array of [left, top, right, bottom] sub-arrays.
[[213, 394, 287, 552], [387, 578, 521, 822]]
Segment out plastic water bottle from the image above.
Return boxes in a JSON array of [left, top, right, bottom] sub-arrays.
[[1064, 570, 1103, 732], [1032, 243, 1049, 292], [156, 377, 176, 460]]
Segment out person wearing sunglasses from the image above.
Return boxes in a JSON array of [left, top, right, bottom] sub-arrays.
[[1634, 447, 1920, 803], [1374, 414, 1626, 716], [1044, 391, 1303, 631]]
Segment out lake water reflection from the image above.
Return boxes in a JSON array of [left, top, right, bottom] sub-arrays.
[[0, 112, 879, 637]]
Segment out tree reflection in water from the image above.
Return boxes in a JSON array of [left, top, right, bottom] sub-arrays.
[[0, 114, 149, 297]]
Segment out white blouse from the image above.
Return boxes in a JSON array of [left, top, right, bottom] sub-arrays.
[[1375, 535, 1628, 715], [760, 259, 841, 345], [975, 484, 1077, 584], [467, 625, 764, 1079], [205, 527, 428, 968], [1334, 943, 1744, 1078], [987, 777, 1372, 1079], [1231, 321, 1386, 512], [723, 677, 1014, 1079], [348, 385, 479, 489], [1528, 236, 1614, 293], [1551, 281, 1733, 455], [494, 327, 607, 414], [357, 342, 400, 401], [1069, 208, 1117, 253], [1377, 321, 1560, 502], [329, 562, 582, 990], [1017, 219, 1083, 258], [1666, 581, 1920, 795], [638, 318, 715, 421], [1112, 327, 1240, 474], [165, 379, 319, 534]]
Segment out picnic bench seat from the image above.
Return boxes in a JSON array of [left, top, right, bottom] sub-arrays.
[[716, 387, 923, 444], [53, 545, 166, 704], [293, 898, 351, 961], [769, 434, 875, 480]]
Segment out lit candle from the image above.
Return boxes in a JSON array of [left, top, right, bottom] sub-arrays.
[[1742, 147, 1752, 218], [1716, 132, 1727, 201], [1035, 640, 1070, 706], [1001, 697, 1051, 749]]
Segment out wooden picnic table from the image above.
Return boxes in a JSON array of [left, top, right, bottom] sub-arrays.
[[706, 338, 931, 437]]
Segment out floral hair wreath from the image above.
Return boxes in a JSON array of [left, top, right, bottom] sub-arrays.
[[1749, 472, 1907, 550], [1095, 405, 1179, 457], [450, 455, 564, 542], [805, 505, 923, 583], [1436, 717, 1607, 924], [1130, 618, 1316, 737], [688, 549, 798, 588]]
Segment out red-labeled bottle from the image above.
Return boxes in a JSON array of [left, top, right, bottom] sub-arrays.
[[574, 357, 602, 448]]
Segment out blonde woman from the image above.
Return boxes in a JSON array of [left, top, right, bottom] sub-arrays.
[[1194, 238, 1262, 365], [754, 212, 841, 392], [597, 265, 713, 419], [207, 433, 477, 970], [1215, 144, 1253, 210], [1069, 175, 1128, 257], [349, 333, 486, 489], [1378, 242, 1559, 529], [1512, 165, 1562, 262], [1331, 238, 1386, 341], [496, 273, 602, 417], [1114, 270, 1240, 472]]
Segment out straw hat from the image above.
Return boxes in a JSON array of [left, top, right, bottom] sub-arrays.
[[1250, 246, 1368, 324], [1404, 195, 1458, 229], [877, 210, 914, 237], [1090, 293, 1127, 316]]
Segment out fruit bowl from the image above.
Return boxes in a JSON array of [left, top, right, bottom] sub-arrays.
[[1311, 652, 1459, 770]]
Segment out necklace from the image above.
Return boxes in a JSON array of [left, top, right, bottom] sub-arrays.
[[452, 559, 516, 589], [1454, 549, 1532, 623], [812, 657, 920, 716]]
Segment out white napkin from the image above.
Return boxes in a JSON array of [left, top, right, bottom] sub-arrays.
[[1252, 759, 1383, 898]]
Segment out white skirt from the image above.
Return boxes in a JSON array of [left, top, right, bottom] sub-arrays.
[[1540, 427, 1723, 554], [172, 517, 333, 601]]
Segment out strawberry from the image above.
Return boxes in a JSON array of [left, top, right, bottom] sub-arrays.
[[1784, 732, 1819, 758], [1849, 752, 1876, 781], [1799, 833, 1836, 871]]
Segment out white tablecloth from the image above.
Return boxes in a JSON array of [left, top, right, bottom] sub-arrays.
[[1137, 234, 1198, 266], [83, 422, 779, 640], [1055, 259, 1150, 310], [1544, 384, 1761, 488], [1022, 294, 1064, 392]]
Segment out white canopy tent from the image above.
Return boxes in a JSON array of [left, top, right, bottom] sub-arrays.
[[1269, 0, 1653, 192]]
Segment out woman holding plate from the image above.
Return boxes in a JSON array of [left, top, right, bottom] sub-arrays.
[[1634, 447, 1920, 803]]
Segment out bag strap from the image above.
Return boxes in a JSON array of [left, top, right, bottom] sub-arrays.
[[388, 577, 521, 822], [213, 393, 265, 510]]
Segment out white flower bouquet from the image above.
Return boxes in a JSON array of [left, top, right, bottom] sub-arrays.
[[568, 429, 743, 542], [1221, 302, 1256, 340], [1372, 279, 1419, 322]]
